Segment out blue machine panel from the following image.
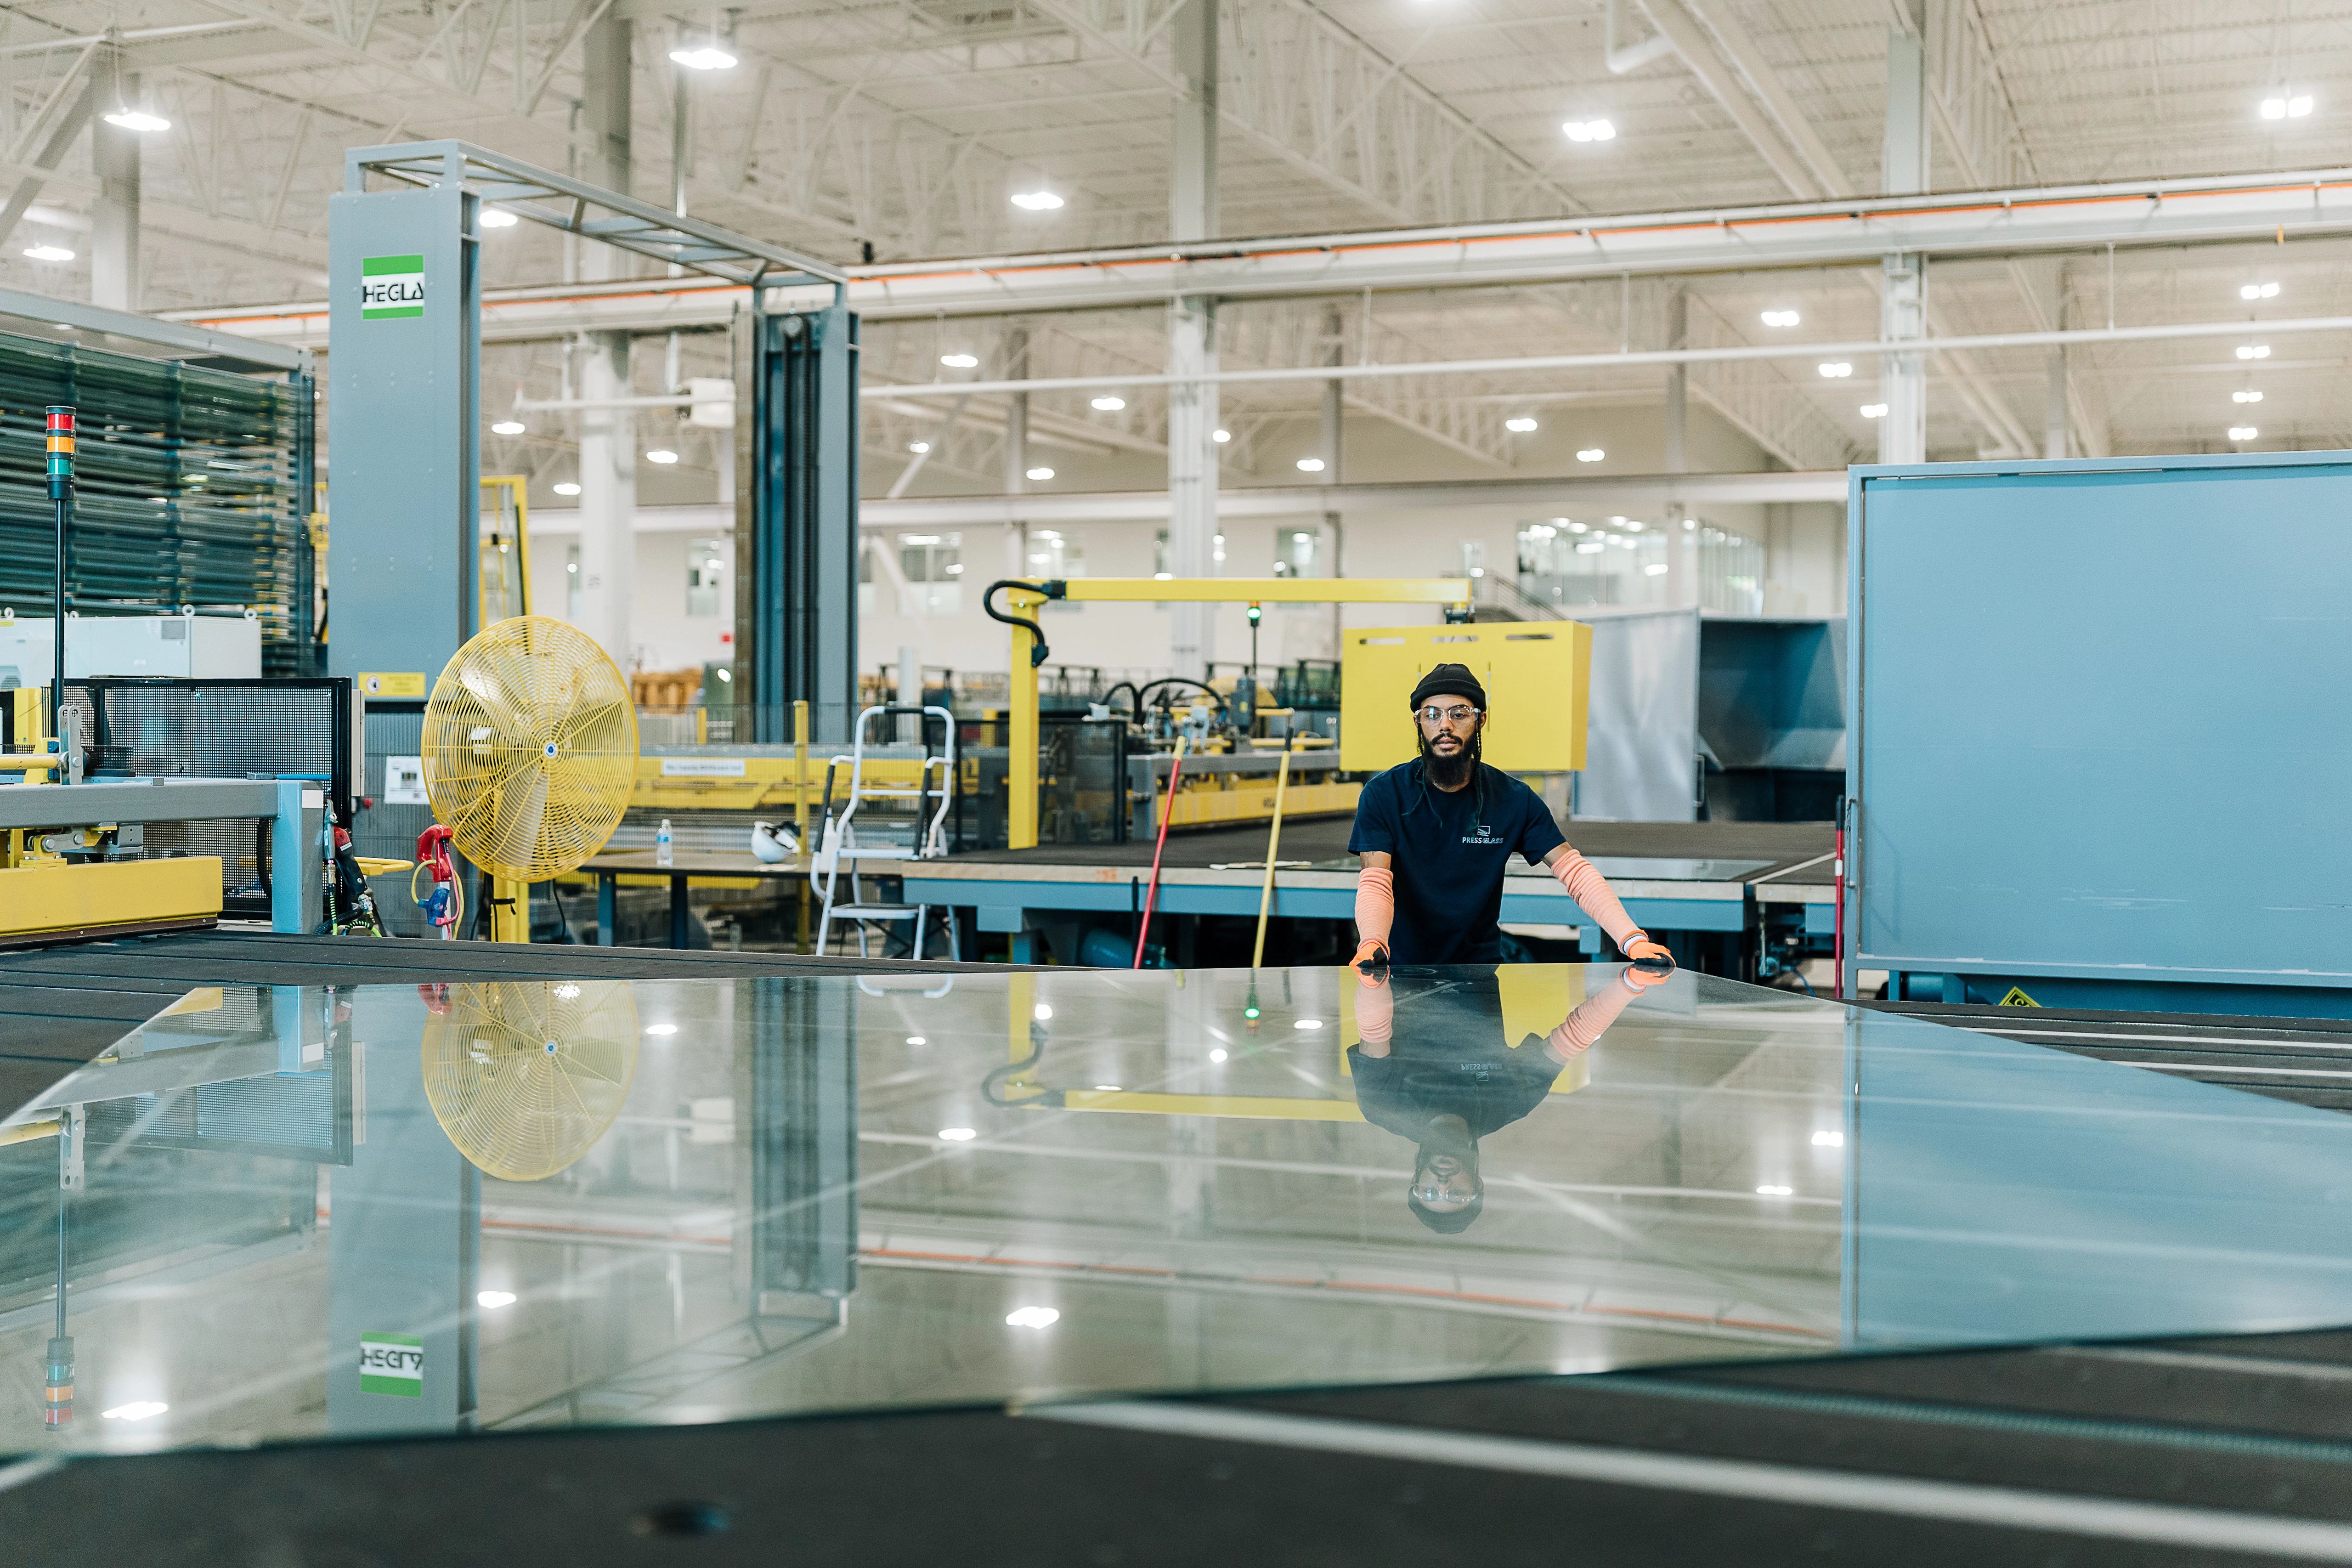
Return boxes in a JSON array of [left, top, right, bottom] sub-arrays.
[[1849, 453, 2352, 1008]]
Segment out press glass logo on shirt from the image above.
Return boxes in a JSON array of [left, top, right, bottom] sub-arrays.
[[361, 254, 424, 319], [1462, 824, 1505, 845]]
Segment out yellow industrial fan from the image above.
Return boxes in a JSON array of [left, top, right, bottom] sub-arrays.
[[422, 616, 638, 942], [422, 980, 641, 1180]]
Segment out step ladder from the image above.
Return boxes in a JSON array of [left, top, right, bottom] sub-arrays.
[[814, 705, 959, 961]]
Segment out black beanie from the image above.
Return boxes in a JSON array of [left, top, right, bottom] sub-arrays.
[[1408, 662, 1487, 712]]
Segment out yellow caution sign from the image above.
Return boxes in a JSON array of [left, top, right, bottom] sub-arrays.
[[358, 672, 427, 699], [1996, 986, 2041, 1008]]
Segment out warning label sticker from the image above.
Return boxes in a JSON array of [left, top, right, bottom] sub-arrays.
[[359, 1331, 424, 1397], [361, 255, 425, 320], [661, 757, 749, 777], [1996, 987, 2041, 1008]]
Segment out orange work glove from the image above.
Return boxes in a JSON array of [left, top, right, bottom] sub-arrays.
[[1351, 938, 1390, 985], [1623, 932, 1674, 971]]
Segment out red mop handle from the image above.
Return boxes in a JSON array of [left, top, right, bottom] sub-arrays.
[[1131, 736, 1188, 967]]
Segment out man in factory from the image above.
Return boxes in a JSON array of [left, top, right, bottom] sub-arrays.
[[1348, 662, 1674, 974]]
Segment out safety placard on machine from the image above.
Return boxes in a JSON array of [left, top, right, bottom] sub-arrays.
[[384, 755, 428, 805], [660, 758, 749, 777], [358, 1332, 423, 1397]]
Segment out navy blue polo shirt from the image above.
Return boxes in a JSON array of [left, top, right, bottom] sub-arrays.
[[1348, 761, 1565, 965]]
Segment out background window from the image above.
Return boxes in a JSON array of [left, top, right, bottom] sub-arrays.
[[686, 537, 726, 618]]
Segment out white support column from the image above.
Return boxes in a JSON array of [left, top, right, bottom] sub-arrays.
[[577, 15, 636, 670], [1320, 301, 1343, 653], [1166, 0, 1219, 679], [1003, 323, 1030, 577], [1663, 286, 1697, 607], [1880, 13, 1930, 466], [90, 65, 138, 312], [2044, 348, 2069, 460]]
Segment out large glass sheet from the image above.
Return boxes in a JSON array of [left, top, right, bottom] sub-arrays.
[[5, 962, 2352, 1456]]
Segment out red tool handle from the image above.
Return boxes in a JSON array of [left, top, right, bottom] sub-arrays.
[[1131, 741, 1188, 968]]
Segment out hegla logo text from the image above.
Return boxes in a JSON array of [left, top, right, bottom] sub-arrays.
[[361, 255, 425, 320]]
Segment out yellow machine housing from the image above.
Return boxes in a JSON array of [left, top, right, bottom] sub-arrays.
[[1339, 621, 1592, 774], [0, 856, 223, 944]]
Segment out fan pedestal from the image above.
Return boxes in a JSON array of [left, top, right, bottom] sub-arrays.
[[487, 876, 530, 943]]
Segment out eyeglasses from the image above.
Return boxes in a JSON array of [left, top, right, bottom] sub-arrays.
[[1416, 704, 1481, 726]]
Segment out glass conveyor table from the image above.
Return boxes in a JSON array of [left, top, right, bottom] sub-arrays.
[[6, 961, 2352, 1456]]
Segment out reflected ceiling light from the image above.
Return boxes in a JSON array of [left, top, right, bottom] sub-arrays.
[[1755, 1183, 1793, 1196], [491, 419, 525, 436], [645, 449, 679, 464], [906, 1035, 927, 1045], [670, 41, 738, 70], [553, 481, 581, 496], [1561, 118, 1615, 142], [1759, 308, 1800, 328], [2233, 390, 2263, 404], [2237, 344, 2271, 360], [644, 1023, 679, 1036], [103, 108, 171, 133], [2260, 93, 2314, 120], [101, 1401, 169, 1421], [480, 208, 520, 228], [1026, 465, 1055, 481], [1209, 1048, 1227, 1063], [1811, 1130, 1844, 1148], [1567, 521, 1588, 533], [2229, 425, 2259, 441], [938, 1126, 977, 1141], [1860, 402, 1889, 419], [1005, 1306, 1060, 1329], [1295, 457, 1325, 472], [1293, 1018, 1324, 1030], [1643, 561, 1668, 576], [1093, 1084, 1122, 1091], [1817, 361, 1853, 378], [1212, 428, 1231, 443], [1091, 395, 1125, 411], [477, 1290, 517, 1309], [940, 352, 979, 369], [22, 245, 72, 261], [2241, 281, 2281, 300], [1576, 447, 1604, 463], [1033, 1003, 1053, 1020], [909, 441, 930, 453], [1009, 190, 1064, 211], [1505, 416, 1538, 433]]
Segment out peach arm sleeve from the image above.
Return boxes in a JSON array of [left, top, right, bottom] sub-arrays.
[[1355, 865, 1395, 950], [1547, 970, 1647, 1055], [1550, 846, 1643, 951]]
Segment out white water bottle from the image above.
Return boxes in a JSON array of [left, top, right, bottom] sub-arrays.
[[655, 818, 674, 867]]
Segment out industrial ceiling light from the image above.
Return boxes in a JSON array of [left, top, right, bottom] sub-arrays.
[[1561, 119, 1615, 142], [1860, 402, 1889, 418], [938, 1126, 977, 1142], [2241, 281, 2280, 300], [1818, 361, 1853, 378], [1295, 457, 1325, 472], [909, 441, 930, 453], [1212, 428, 1231, 442], [1759, 308, 1800, 327], [101, 1401, 169, 1421], [646, 448, 680, 464], [2236, 344, 2271, 360], [491, 419, 525, 435], [2260, 93, 2313, 120], [553, 481, 581, 496], [1091, 395, 1125, 411], [1026, 465, 1054, 481], [2233, 389, 2263, 404], [480, 208, 520, 228], [1005, 1306, 1061, 1329], [1575, 447, 1604, 462], [476, 1291, 517, 1309], [102, 107, 170, 133], [939, 352, 978, 369], [1504, 416, 1538, 432], [669, 36, 738, 69], [2229, 425, 2259, 441], [22, 244, 71, 261], [1010, 190, 1064, 211]]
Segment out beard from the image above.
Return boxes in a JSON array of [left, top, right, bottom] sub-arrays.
[[1419, 728, 1480, 789]]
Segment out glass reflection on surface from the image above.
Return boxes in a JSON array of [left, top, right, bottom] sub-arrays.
[[6, 962, 2352, 1460]]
